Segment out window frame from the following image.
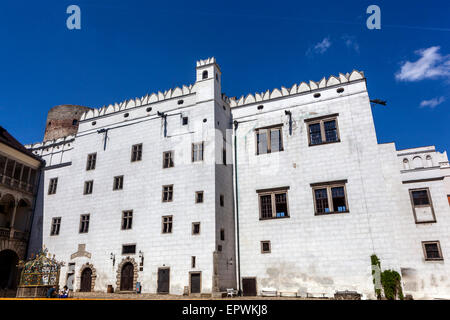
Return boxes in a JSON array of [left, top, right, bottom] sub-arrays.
[[192, 142, 204, 162], [162, 215, 173, 234], [192, 222, 201, 235], [121, 210, 133, 230], [162, 185, 174, 202], [86, 153, 97, 171], [48, 178, 58, 195], [409, 188, 436, 224], [50, 217, 61, 236], [131, 143, 143, 162], [83, 180, 94, 195], [122, 244, 137, 255], [305, 114, 340, 146], [311, 180, 349, 215], [261, 241, 271, 254], [79, 214, 90, 234], [163, 151, 174, 169], [195, 191, 204, 204], [255, 125, 284, 155], [113, 175, 124, 191], [422, 241, 443, 261], [256, 187, 290, 220]]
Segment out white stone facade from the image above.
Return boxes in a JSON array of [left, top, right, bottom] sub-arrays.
[[26, 58, 450, 299]]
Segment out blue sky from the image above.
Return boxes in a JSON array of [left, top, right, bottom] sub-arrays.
[[0, 0, 449, 152]]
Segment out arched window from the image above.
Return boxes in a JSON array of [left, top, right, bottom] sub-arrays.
[[412, 156, 423, 169], [403, 159, 410, 170], [72, 119, 78, 125], [426, 155, 433, 167], [202, 70, 208, 79]]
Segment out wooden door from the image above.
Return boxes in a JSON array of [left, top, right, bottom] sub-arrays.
[[190, 272, 201, 294], [120, 263, 134, 291], [242, 278, 257, 296], [157, 268, 170, 294], [80, 268, 92, 292]]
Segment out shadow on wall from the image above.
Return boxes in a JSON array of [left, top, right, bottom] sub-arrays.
[[27, 170, 44, 258]]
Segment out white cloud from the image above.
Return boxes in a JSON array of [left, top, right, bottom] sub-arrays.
[[395, 46, 450, 81], [306, 37, 331, 56], [420, 96, 446, 108], [342, 35, 359, 53]]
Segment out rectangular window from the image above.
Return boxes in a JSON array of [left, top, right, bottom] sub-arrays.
[[311, 181, 349, 215], [182, 117, 189, 126], [220, 194, 224, 207], [50, 217, 61, 236], [192, 222, 200, 235], [422, 241, 443, 261], [306, 115, 340, 146], [261, 241, 271, 254], [86, 153, 97, 171], [122, 210, 133, 230], [113, 176, 124, 190], [163, 151, 174, 168], [162, 216, 173, 234], [409, 188, 436, 223], [256, 126, 283, 155], [220, 229, 225, 241], [131, 144, 143, 162], [191, 256, 196, 268], [223, 148, 226, 165], [192, 142, 204, 162], [162, 185, 173, 202], [122, 244, 136, 255], [48, 178, 58, 195], [79, 214, 90, 233], [195, 191, 204, 203], [84, 180, 94, 195], [257, 188, 290, 219]]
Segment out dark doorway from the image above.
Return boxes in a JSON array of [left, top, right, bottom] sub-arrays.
[[0, 250, 19, 291], [157, 268, 170, 294], [190, 272, 201, 294], [120, 263, 134, 291], [80, 268, 92, 292], [242, 278, 257, 296]]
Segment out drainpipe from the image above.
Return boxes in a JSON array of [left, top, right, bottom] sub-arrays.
[[233, 120, 242, 294]]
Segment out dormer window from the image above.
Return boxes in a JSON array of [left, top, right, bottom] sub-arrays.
[[202, 70, 208, 79]]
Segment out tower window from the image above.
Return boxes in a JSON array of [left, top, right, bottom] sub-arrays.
[[72, 119, 78, 125], [192, 222, 201, 235], [182, 117, 189, 126], [202, 70, 208, 79]]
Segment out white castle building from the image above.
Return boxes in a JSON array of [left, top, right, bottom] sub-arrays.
[[25, 58, 450, 299]]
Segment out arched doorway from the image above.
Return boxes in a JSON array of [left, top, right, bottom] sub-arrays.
[[80, 268, 92, 292], [120, 262, 134, 291], [0, 250, 19, 291]]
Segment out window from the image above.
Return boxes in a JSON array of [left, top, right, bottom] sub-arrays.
[[131, 144, 143, 162], [50, 217, 61, 236], [113, 176, 124, 190], [305, 115, 340, 146], [422, 241, 443, 261], [192, 142, 204, 162], [163, 151, 174, 168], [311, 181, 348, 215], [220, 229, 225, 241], [223, 148, 226, 165], [122, 244, 136, 255], [191, 256, 196, 268], [162, 185, 173, 202], [257, 188, 289, 219], [162, 216, 173, 234], [79, 214, 90, 233], [84, 180, 94, 195], [192, 222, 200, 235], [409, 188, 436, 223], [261, 241, 271, 254], [195, 191, 204, 203], [48, 178, 58, 195], [202, 70, 208, 79], [182, 117, 189, 125], [122, 211, 133, 230], [220, 194, 224, 207], [86, 153, 96, 170], [256, 126, 283, 155], [72, 119, 78, 126]]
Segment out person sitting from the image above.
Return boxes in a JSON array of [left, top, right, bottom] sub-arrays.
[[46, 285, 57, 298], [59, 285, 69, 298]]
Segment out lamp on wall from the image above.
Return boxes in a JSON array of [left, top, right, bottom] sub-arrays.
[[139, 250, 144, 270], [110, 253, 115, 266]]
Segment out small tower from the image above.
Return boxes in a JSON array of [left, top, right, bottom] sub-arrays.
[[44, 104, 92, 141], [195, 57, 222, 103]]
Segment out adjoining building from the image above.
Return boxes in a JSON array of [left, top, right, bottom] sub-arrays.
[[0, 126, 43, 296], [25, 58, 450, 299]]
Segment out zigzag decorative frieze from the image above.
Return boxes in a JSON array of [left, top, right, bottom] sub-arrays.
[[226, 70, 365, 108], [80, 84, 195, 122]]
